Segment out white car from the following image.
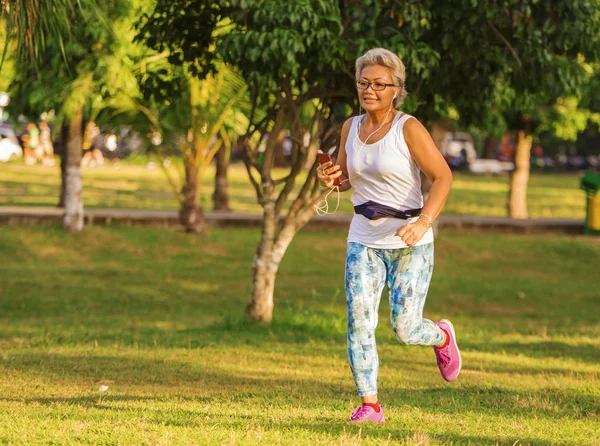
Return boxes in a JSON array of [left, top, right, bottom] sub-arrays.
[[469, 159, 514, 175], [0, 132, 22, 162]]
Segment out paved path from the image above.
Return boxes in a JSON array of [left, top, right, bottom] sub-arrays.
[[0, 206, 584, 234]]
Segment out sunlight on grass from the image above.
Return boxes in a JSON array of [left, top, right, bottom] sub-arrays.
[[0, 161, 588, 218], [0, 226, 598, 444]]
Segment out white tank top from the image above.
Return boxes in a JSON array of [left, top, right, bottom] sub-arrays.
[[346, 112, 434, 249]]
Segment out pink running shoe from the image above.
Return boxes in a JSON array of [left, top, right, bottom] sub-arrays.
[[348, 405, 385, 423], [434, 319, 462, 382]]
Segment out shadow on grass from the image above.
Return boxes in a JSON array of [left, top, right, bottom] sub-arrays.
[[203, 308, 347, 344], [385, 354, 600, 382], [0, 306, 348, 349], [0, 351, 348, 395], [0, 395, 163, 406], [462, 340, 600, 365], [3, 310, 599, 378], [2, 351, 598, 422], [387, 386, 600, 420]]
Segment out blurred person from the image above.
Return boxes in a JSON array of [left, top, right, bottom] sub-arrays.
[[498, 133, 514, 161], [82, 122, 105, 167], [24, 123, 39, 165], [103, 133, 120, 162], [38, 122, 55, 166], [316, 48, 460, 424]]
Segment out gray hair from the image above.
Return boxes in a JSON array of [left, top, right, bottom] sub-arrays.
[[355, 48, 408, 108]]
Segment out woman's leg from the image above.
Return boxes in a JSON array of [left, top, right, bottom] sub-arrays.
[[346, 242, 387, 398], [386, 243, 445, 347]]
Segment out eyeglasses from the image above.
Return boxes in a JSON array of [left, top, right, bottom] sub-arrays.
[[356, 81, 398, 91]]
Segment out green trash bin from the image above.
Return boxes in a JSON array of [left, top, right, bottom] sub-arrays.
[[580, 170, 600, 235]]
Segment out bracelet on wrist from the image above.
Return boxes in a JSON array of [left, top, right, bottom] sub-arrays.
[[418, 213, 433, 227]]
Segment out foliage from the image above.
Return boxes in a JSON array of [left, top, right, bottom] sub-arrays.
[[0, 18, 15, 92], [7, 0, 138, 125], [134, 15, 251, 215], [0, 0, 78, 67], [539, 97, 598, 141], [137, 0, 600, 145], [466, 1, 600, 136]]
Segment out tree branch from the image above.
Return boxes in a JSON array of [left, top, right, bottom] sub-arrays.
[[487, 19, 522, 67], [414, 78, 424, 100], [243, 149, 264, 204], [260, 106, 286, 183]]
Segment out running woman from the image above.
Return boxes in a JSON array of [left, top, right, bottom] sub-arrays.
[[317, 48, 461, 423]]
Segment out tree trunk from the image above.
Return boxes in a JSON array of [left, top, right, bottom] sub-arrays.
[[508, 129, 533, 219], [212, 144, 231, 211], [429, 119, 451, 153], [63, 107, 84, 232], [179, 157, 208, 234], [58, 125, 68, 208], [246, 250, 278, 323], [246, 205, 297, 323]]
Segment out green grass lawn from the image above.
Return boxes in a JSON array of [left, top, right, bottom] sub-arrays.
[[0, 225, 598, 445], [0, 160, 587, 219]]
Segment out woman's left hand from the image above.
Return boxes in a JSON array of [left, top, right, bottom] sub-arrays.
[[395, 220, 430, 247]]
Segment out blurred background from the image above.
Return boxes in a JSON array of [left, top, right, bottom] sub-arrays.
[[0, 0, 598, 229]]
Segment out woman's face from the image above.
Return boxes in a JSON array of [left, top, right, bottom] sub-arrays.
[[357, 64, 399, 113]]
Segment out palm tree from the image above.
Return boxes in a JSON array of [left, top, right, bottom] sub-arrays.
[[3, 0, 142, 232], [2, 0, 100, 231], [100, 45, 251, 232], [1, 0, 81, 65], [139, 63, 248, 233]]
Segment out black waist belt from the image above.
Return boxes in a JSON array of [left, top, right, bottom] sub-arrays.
[[354, 200, 422, 220]]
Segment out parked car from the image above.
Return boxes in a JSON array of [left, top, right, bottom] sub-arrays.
[[469, 159, 514, 175], [0, 122, 22, 162], [441, 132, 477, 170]]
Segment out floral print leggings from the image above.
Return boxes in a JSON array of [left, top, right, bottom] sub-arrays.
[[345, 241, 444, 396]]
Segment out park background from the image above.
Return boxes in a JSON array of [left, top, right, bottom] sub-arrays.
[[1, 1, 599, 445]]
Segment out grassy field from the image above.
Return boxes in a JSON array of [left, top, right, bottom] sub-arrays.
[[0, 225, 598, 445], [0, 160, 587, 219]]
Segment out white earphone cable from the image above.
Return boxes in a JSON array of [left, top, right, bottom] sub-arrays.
[[314, 179, 350, 216], [354, 103, 396, 176], [316, 92, 399, 216]]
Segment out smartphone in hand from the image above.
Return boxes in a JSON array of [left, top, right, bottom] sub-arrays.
[[318, 154, 341, 186]]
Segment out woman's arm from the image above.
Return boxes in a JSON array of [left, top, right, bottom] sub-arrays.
[[395, 117, 453, 246], [317, 117, 354, 192]]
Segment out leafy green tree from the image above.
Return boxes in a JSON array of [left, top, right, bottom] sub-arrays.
[[342, 1, 599, 218], [157, 66, 247, 233], [141, 0, 600, 322], [463, 2, 600, 218], [0, 19, 14, 94], [129, 26, 250, 233], [2, 0, 91, 230], [341, 2, 598, 219], [138, 1, 351, 322], [0, 0, 83, 67], [5, 0, 139, 231]]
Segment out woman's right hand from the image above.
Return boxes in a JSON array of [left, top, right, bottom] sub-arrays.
[[317, 160, 342, 188]]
